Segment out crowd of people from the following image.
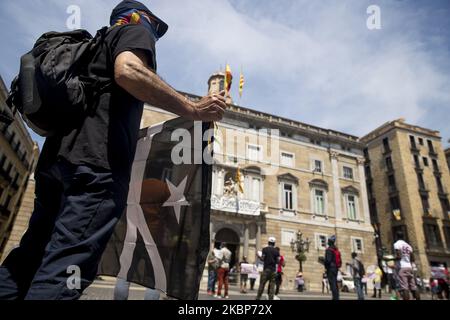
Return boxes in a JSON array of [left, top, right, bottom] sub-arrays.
[[207, 242, 232, 299], [206, 231, 450, 300], [207, 237, 287, 300], [319, 231, 439, 300]]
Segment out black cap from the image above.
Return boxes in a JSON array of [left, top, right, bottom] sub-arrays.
[[395, 231, 404, 240], [110, 0, 168, 38]]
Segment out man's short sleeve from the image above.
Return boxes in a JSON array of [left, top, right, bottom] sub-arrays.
[[111, 24, 156, 67], [393, 241, 400, 250], [261, 247, 267, 258]]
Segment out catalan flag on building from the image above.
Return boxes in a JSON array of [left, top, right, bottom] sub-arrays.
[[224, 64, 233, 94], [239, 71, 245, 98], [393, 209, 402, 221]]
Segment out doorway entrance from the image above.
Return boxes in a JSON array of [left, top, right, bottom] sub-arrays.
[[214, 228, 240, 269]]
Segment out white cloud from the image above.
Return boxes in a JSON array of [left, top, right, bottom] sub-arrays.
[[1, 0, 449, 146], [152, 0, 450, 139]]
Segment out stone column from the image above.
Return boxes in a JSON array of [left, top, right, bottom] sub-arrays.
[[210, 222, 215, 247], [330, 151, 342, 220], [217, 169, 225, 196], [255, 222, 262, 259], [357, 158, 371, 224], [243, 223, 249, 258]]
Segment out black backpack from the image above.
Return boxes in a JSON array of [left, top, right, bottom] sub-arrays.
[[6, 27, 111, 137], [357, 260, 365, 277]]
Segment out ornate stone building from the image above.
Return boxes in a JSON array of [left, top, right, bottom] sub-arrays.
[[0, 75, 39, 260], [0, 173, 37, 262], [141, 72, 377, 291], [445, 148, 450, 172], [361, 119, 450, 278]]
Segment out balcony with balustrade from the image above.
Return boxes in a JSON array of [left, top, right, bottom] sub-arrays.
[[211, 194, 266, 216]]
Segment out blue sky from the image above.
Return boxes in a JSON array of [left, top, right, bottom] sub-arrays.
[[1, 0, 449, 149]]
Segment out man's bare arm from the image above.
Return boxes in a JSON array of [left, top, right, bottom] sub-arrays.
[[114, 50, 226, 122]]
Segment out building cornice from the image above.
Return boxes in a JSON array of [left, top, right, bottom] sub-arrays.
[[144, 104, 365, 158], [217, 121, 359, 156], [265, 214, 374, 233], [360, 118, 441, 144], [0, 75, 8, 99], [1, 76, 36, 149], [175, 91, 363, 148]]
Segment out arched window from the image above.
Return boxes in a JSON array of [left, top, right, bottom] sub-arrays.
[[346, 194, 358, 220], [309, 179, 328, 216], [243, 166, 263, 202], [342, 186, 360, 221], [277, 173, 299, 214], [312, 188, 326, 215]]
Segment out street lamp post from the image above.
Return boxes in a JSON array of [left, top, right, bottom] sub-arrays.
[[372, 223, 384, 268], [290, 231, 311, 272]]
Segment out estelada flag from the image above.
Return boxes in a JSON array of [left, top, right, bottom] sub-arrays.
[[239, 72, 244, 98], [224, 64, 233, 94], [98, 118, 213, 300]]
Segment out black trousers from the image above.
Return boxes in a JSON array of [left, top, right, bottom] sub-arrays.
[[0, 159, 128, 300], [327, 269, 339, 300], [250, 278, 256, 290], [274, 272, 282, 295], [256, 269, 276, 300]]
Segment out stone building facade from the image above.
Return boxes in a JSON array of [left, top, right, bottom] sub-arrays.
[[0, 174, 36, 261], [2, 66, 447, 292], [0, 76, 39, 259], [361, 119, 450, 278], [140, 72, 377, 291], [445, 148, 450, 172]]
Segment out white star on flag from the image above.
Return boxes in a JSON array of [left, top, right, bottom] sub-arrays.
[[163, 176, 189, 223]]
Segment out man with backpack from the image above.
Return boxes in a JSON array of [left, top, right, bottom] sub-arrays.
[[0, 0, 226, 300], [350, 252, 365, 300], [324, 235, 341, 300]]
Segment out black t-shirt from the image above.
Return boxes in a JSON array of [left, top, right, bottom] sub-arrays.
[[38, 24, 156, 179], [262, 246, 280, 272]]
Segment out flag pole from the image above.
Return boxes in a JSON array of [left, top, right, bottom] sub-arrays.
[[239, 65, 243, 99]]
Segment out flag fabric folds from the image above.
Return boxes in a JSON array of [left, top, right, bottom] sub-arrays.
[[224, 64, 233, 94], [239, 71, 244, 98], [98, 118, 213, 300], [393, 209, 401, 221]]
